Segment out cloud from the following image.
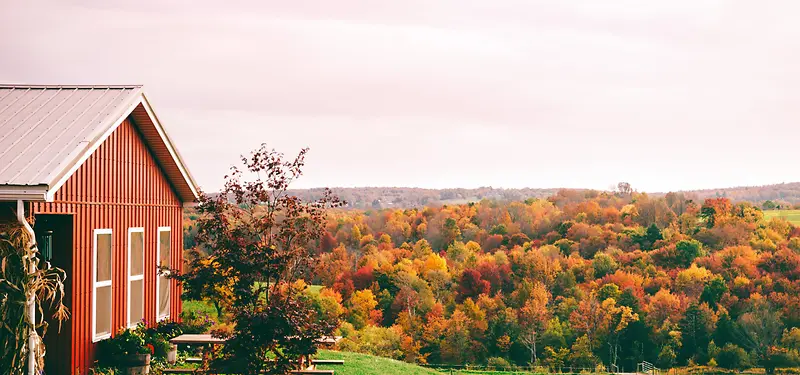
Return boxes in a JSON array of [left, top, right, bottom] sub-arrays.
[[2, 0, 800, 192]]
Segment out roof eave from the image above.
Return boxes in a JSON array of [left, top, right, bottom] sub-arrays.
[[139, 92, 201, 202], [0, 185, 48, 201]]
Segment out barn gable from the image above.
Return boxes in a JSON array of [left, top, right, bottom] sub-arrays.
[[0, 85, 199, 203], [47, 117, 183, 205]]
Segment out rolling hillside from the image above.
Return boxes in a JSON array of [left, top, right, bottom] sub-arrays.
[[286, 182, 800, 210]]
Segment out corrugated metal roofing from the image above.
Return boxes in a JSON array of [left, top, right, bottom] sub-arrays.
[[0, 85, 199, 203]]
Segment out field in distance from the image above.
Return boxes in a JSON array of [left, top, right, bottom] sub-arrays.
[[764, 209, 800, 225]]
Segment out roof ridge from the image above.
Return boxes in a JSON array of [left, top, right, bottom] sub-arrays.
[[0, 84, 144, 89]]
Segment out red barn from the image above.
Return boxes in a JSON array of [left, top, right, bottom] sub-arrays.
[[0, 84, 199, 374]]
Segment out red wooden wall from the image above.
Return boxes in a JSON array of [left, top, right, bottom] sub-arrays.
[[32, 118, 185, 375]]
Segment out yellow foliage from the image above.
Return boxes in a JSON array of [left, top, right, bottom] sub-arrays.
[[423, 253, 448, 275], [675, 264, 713, 298]]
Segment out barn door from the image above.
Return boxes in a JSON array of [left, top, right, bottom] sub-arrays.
[[34, 214, 73, 375]]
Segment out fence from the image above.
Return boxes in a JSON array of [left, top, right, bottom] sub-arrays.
[[421, 363, 607, 374]]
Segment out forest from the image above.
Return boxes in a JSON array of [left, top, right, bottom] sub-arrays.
[[183, 186, 800, 373], [286, 182, 800, 209]]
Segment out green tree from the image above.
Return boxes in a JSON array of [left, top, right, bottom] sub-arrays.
[[679, 303, 715, 364], [675, 239, 702, 268], [713, 313, 737, 347], [657, 346, 677, 369], [716, 344, 750, 370], [593, 253, 619, 278], [569, 335, 599, 368], [700, 276, 728, 307]]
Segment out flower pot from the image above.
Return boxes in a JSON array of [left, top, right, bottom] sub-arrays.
[[115, 353, 151, 375], [167, 343, 178, 364]]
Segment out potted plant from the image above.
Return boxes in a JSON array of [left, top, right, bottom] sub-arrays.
[[98, 326, 153, 375], [143, 320, 183, 364]]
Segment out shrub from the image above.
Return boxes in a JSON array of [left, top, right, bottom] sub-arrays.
[[179, 309, 216, 334], [96, 325, 152, 368], [487, 357, 512, 370], [716, 343, 750, 370], [657, 346, 677, 369], [337, 325, 403, 360], [763, 348, 800, 372], [142, 320, 185, 358]]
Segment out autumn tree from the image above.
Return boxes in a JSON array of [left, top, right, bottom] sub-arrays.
[[569, 292, 610, 351], [679, 303, 716, 364], [457, 269, 490, 302], [175, 145, 343, 375], [519, 282, 551, 364], [737, 300, 784, 373]]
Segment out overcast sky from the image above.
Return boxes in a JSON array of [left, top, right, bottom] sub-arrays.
[[1, 0, 799, 193]]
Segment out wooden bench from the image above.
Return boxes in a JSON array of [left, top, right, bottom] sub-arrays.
[[312, 360, 344, 365], [162, 369, 196, 374]]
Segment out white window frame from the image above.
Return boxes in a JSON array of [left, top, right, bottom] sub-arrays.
[[127, 227, 145, 328], [156, 226, 172, 321], [92, 228, 113, 342]]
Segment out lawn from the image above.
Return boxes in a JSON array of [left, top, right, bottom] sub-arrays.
[[182, 299, 218, 320], [181, 283, 324, 319], [314, 351, 558, 375], [315, 350, 440, 375], [764, 209, 800, 225]]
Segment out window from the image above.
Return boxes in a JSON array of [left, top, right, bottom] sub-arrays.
[[93, 229, 113, 341], [156, 227, 171, 321], [127, 228, 145, 328]]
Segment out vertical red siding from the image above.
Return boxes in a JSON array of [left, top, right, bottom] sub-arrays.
[[33, 118, 185, 375]]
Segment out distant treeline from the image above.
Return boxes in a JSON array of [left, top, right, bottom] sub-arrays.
[[285, 183, 800, 210]]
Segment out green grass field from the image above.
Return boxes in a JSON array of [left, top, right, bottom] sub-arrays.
[[315, 351, 558, 375], [315, 350, 440, 375], [764, 209, 800, 225], [182, 299, 218, 320]]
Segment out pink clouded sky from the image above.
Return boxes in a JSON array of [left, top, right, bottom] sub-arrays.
[[2, 0, 799, 192]]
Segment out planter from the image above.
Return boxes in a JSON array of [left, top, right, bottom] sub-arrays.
[[114, 353, 151, 375], [167, 343, 178, 364]]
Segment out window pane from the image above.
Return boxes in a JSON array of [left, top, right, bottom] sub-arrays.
[[96, 233, 112, 282], [130, 279, 144, 325], [130, 231, 144, 276], [158, 275, 170, 317], [96, 285, 112, 337], [159, 231, 170, 267]]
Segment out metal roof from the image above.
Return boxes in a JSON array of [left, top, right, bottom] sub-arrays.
[[0, 85, 199, 203]]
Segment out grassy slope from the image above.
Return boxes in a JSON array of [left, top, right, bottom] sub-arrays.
[[316, 350, 440, 375], [764, 209, 800, 225]]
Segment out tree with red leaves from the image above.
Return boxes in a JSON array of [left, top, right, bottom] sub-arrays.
[[175, 144, 343, 375], [457, 269, 490, 302]]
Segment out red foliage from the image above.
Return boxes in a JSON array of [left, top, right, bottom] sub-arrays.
[[352, 266, 375, 290], [319, 231, 337, 254], [333, 278, 355, 301], [457, 269, 490, 302]]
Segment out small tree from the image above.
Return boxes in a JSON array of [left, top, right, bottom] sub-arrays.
[[174, 145, 343, 375]]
